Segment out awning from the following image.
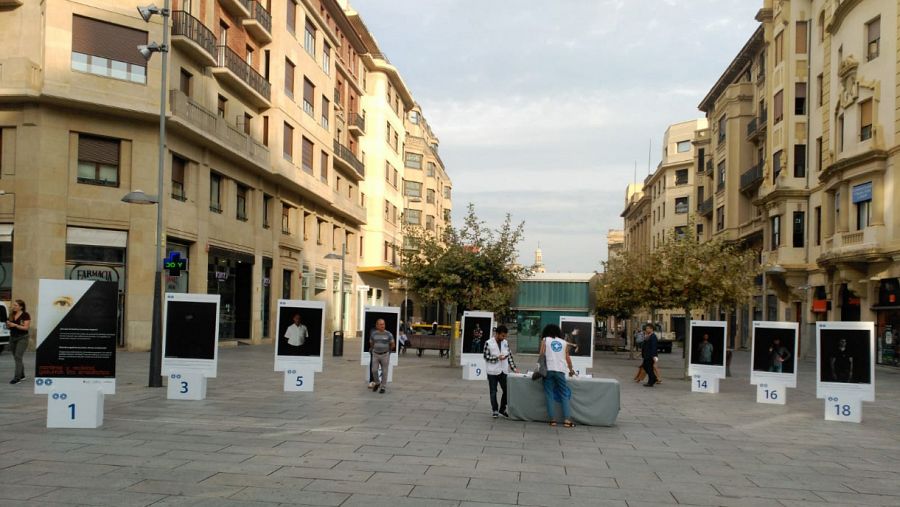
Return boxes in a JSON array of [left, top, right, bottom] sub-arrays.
[[871, 305, 900, 311], [0, 224, 12, 243], [66, 227, 127, 248]]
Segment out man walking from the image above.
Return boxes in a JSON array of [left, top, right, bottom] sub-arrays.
[[484, 325, 518, 418], [641, 323, 658, 387], [369, 319, 395, 394]]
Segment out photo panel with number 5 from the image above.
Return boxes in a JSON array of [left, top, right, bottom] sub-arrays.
[[816, 322, 874, 401], [750, 322, 798, 387], [275, 300, 325, 371], [462, 312, 493, 356], [689, 321, 726, 377], [360, 307, 400, 366], [162, 294, 220, 377]]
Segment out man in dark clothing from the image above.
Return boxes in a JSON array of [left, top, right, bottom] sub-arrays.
[[641, 324, 658, 387]]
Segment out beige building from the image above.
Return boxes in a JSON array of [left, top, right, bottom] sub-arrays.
[[0, 0, 447, 350]]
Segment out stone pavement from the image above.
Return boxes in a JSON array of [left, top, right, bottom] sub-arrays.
[[1, 339, 900, 507]]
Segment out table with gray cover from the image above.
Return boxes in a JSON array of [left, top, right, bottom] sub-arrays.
[[506, 374, 620, 426]]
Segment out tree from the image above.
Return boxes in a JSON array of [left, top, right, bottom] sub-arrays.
[[401, 204, 531, 366], [595, 249, 653, 358]]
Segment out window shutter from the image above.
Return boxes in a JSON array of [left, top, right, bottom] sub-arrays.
[[72, 15, 148, 67], [285, 59, 294, 94], [302, 137, 313, 170], [860, 99, 873, 127], [78, 135, 119, 165], [868, 18, 880, 43], [304, 78, 314, 104]]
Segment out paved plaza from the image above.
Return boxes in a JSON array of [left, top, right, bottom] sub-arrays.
[[1, 339, 900, 507]]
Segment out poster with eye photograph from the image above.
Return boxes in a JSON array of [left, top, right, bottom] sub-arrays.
[[34, 279, 118, 394], [750, 321, 798, 387], [360, 306, 400, 366], [274, 299, 325, 372], [816, 321, 874, 401], [162, 293, 220, 378], [688, 320, 727, 378], [462, 311, 494, 361]]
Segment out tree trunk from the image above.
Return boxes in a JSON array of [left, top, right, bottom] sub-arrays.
[[683, 308, 692, 379], [449, 302, 460, 367]]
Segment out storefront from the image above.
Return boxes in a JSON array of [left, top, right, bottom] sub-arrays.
[[874, 278, 900, 367], [0, 224, 12, 301], [207, 247, 254, 341], [65, 227, 126, 346], [165, 239, 191, 294]]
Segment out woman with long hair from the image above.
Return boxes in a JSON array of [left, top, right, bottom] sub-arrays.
[[7, 299, 30, 384], [538, 324, 575, 427]]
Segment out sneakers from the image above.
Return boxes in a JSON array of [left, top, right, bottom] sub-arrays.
[[9, 377, 21, 385], [367, 381, 376, 389], [379, 387, 385, 394], [371, 383, 380, 392], [499, 409, 509, 418], [492, 411, 499, 418]]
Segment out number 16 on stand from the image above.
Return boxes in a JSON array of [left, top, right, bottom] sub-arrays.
[[756, 383, 786, 405]]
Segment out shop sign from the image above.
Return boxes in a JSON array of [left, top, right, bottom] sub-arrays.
[[852, 181, 872, 203], [164, 251, 188, 276], [812, 299, 828, 313], [214, 271, 228, 282], [68, 264, 120, 283]]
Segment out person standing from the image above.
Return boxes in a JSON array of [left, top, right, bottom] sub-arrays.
[[539, 324, 575, 427], [641, 323, 658, 387], [697, 333, 714, 364], [830, 338, 853, 382], [283, 313, 308, 355], [767, 336, 791, 373], [484, 325, 518, 418], [7, 299, 30, 384], [0, 301, 8, 355], [369, 319, 395, 393]]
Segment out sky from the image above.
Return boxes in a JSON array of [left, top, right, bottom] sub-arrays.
[[351, 0, 762, 272]]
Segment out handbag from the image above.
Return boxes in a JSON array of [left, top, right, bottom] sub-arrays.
[[532, 351, 548, 380]]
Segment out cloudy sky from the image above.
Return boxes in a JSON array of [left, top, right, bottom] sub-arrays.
[[352, 0, 761, 272]]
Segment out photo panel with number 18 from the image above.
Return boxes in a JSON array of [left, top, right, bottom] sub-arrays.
[[816, 321, 874, 401]]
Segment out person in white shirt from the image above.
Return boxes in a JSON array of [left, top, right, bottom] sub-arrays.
[[539, 324, 575, 427], [483, 325, 518, 418], [283, 313, 308, 354]]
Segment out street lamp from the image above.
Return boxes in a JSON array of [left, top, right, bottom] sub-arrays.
[[123, 2, 169, 387], [325, 242, 347, 340]]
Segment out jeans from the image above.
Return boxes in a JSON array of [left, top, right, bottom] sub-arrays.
[[10, 337, 27, 379], [642, 357, 657, 385], [542, 371, 571, 421], [487, 373, 508, 413], [769, 362, 783, 373], [371, 352, 390, 390]]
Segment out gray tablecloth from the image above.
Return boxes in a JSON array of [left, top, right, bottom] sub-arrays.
[[507, 374, 620, 427]]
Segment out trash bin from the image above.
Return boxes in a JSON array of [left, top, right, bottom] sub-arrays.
[[332, 331, 344, 357]]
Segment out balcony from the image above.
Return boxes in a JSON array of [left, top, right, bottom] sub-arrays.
[[171, 11, 217, 67], [219, 0, 250, 18], [212, 45, 270, 107], [332, 191, 367, 225], [0, 0, 23, 7], [242, 1, 272, 44], [332, 139, 365, 180], [348, 112, 365, 136], [704, 159, 713, 176], [746, 117, 757, 137], [758, 108, 767, 132], [0, 57, 42, 98], [168, 89, 269, 168], [698, 197, 714, 216], [740, 163, 764, 193]]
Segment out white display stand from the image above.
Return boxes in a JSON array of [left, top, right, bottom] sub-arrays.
[[691, 374, 719, 394], [756, 383, 787, 405], [166, 371, 207, 400], [283, 367, 315, 392], [47, 387, 104, 429], [460, 311, 494, 372], [560, 316, 595, 376], [824, 393, 862, 423], [462, 361, 486, 380]]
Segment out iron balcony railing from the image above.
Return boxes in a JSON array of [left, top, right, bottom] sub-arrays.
[[746, 117, 758, 137], [740, 163, 764, 190], [348, 112, 365, 132], [758, 108, 767, 128], [333, 139, 365, 177], [216, 45, 271, 100], [248, 0, 271, 35], [698, 197, 714, 215], [171, 10, 217, 61]]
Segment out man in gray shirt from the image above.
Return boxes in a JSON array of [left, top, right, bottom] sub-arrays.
[[369, 319, 395, 394]]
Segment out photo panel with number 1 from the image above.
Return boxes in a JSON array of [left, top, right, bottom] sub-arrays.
[[274, 300, 325, 372]]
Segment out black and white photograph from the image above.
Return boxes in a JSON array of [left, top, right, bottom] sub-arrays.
[[819, 328, 871, 384], [462, 312, 493, 355], [690, 325, 726, 366], [360, 306, 400, 365], [276, 303, 323, 358], [752, 325, 796, 374], [162, 293, 220, 377], [560, 318, 593, 358]]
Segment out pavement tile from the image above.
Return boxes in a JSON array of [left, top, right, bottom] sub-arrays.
[[302, 478, 414, 496], [230, 486, 348, 505], [31, 487, 166, 507], [202, 472, 313, 489], [340, 494, 460, 507], [0, 484, 59, 500], [409, 485, 518, 504], [516, 492, 628, 506], [271, 466, 373, 482]]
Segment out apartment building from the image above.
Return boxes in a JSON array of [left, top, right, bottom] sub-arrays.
[[0, 0, 444, 350]]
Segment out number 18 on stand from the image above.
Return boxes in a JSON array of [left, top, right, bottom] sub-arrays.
[[816, 322, 875, 424]]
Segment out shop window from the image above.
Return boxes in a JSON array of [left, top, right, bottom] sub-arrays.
[[209, 173, 222, 213], [77, 135, 120, 187], [171, 155, 186, 201]]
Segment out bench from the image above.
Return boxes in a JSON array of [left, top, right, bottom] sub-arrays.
[[406, 334, 450, 357], [596, 336, 627, 352]]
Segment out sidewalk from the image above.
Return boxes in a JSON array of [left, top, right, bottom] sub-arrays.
[[1, 340, 899, 506]]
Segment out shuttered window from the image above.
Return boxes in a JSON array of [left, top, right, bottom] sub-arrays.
[[302, 136, 313, 173], [71, 15, 148, 84], [774, 90, 784, 123], [286, 0, 296, 34], [303, 78, 314, 116], [795, 21, 808, 54], [283, 122, 293, 160], [77, 135, 120, 186], [284, 58, 294, 97], [171, 155, 186, 200]]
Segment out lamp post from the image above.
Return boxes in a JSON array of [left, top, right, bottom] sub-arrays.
[[325, 242, 347, 337], [124, 3, 169, 388]]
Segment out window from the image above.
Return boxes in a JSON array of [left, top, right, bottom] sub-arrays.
[[774, 31, 783, 64], [816, 137, 823, 172], [676, 140, 691, 153], [209, 173, 222, 213], [866, 17, 880, 61], [697, 148, 705, 173], [77, 135, 120, 187], [245, 45, 254, 66], [281, 204, 291, 234], [771, 215, 781, 249], [426, 188, 435, 204], [171, 155, 186, 201], [818, 11, 825, 43], [243, 113, 251, 136], [426, 162, 436, 177], [321, 96, 330, 129], [773, 150, 782, 181], [409, 111, 419, 124], [384, 241, 391, 262], [263, 194, 272, 229], [404, 180, 422, 198], [236, 184, 248, 221], [857, 199, 871, 230], [320, 151, 328, 183], [443, 186, 451, 199], [282, 269, 292, 299], [716, 161, 725, 190], [815, 206, 821, 245], [674, 226, 687, 239], [794, 145, 806, 178], [816, 74, 823, 106], [795, 83, 806, 115], [860, 99, 873, 141], [283, 122, 293, 160], [284, 58, 294, 97], [263, 116, 269, 146], [697, 186, 705, 205], [322, 43, 331, 75], [838, 114, 845, 152], [392, 132, 399, 152], [384, 201, 390, 222], [793, 211, 804, 247], [773, 89, 783, 123], [179, 69, 192, 97], [303, 78, 314, 116], [717, 115, 726, 143], [316, 218, 326, 245], [674, 197, 689, 214], [302, 136, 313, 174], [70, 15, 148, 84], [217, 95, 227, 118], [286, 0, 296, 34], [304, 19, 316, 56], [426, 215, 435, 231], [405, 152, 423, 169], [405, 209, 421, 225], [675, 168, 688, 185], [696, 223, 704, 240], [716, 206, 725, 231], [796, 21, 808, 54]]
